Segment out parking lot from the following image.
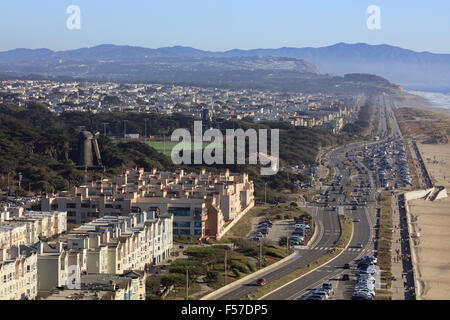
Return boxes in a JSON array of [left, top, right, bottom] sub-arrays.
[[248, 218, 311, 247], [362, 140, 412, 190]]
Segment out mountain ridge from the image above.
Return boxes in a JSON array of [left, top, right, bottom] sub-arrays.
[[1, 42, 449, 87]]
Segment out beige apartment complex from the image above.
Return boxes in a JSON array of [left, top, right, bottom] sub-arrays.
[[1, 207, 167, 300], [0, 207, 67, 247], [0, 209, 67, 300], [0, 245, 38, 300], [36, 211, 172, 298], [42, 168, 254, 239]]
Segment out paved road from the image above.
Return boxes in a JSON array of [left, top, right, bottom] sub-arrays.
[[214, 205, 341, 300], [262, 143, 377, 300], [212, 93, 414, 301]]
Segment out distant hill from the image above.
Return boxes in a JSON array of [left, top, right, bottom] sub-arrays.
[[0, 43, 449, 88], [0, 44, 403, 94], [225, 43, 450, 89]]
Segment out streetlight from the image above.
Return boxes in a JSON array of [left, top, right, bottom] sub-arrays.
[[224, 250, 227, 286], [186, 269, 189, 300], [264, 181, 268, 205]]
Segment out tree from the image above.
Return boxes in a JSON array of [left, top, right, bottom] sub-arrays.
[[168, 260, 206, 281], [184, 246, 226, 267], [161, 273, 185, 287]]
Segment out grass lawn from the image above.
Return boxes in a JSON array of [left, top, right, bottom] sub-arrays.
[[221, 206, 269, 240], [165, 282, 202, 300]]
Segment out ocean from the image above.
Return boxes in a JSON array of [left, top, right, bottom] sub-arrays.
[[408, 90, 450, 111]]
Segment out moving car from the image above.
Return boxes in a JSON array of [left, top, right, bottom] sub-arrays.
[[257, 278, 267, 286]]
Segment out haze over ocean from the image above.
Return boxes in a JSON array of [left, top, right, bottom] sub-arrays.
[[409, 91, 450, 111]]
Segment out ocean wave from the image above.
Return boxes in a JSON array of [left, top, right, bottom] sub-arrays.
[[409, 90, 450, 110]]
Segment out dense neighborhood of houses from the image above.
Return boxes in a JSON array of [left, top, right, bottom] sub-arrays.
[[0, 80, 359, 133]]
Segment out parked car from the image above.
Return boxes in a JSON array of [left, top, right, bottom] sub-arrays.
[[322, 283, 334, 296]]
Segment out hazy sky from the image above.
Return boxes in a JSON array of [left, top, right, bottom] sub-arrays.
[[1, 0, 450, 53]]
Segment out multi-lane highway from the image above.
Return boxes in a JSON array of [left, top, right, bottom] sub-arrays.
[[210, 94, 400, 301], [214, 205, 341, 300], [262, 144, 378, 300]]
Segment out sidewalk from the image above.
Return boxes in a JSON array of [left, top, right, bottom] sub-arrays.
[[390, 193, 416, 300], [390, 193, 405, 299]]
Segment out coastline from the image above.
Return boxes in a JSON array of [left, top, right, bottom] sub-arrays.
[[402, 90, 450, 115]]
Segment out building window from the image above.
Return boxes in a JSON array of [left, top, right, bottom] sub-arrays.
[[168, 208, 191, 217], [66, 203, 76, 209], [173, 221, 190, 228], [194, 222, 202, 228], [179, 229, 190, 236]]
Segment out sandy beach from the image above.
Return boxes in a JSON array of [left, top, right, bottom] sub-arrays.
[[408, 143, 450, 300]]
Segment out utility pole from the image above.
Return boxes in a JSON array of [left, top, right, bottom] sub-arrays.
[[286, 225, 289, 253], [259, 240, 263, 269], [186, 269, 189, 300], [224, 250, 227, 286], [264, 182, 267, 205]]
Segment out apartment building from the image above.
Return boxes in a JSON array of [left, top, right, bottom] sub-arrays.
[[42, 168, 254, 239], [0, 207, 67, 248], [65, 211, 173, 275], [0, 245, 38, 300], [29, 211, 170, 299], [36, 242, 68, 298], [45, 271, 146, 300]]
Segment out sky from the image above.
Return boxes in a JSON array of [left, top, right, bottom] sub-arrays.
[[1, 0, 450, 53]]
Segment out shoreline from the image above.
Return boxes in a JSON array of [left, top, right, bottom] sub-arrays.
[[403, 91, 450, 115]]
